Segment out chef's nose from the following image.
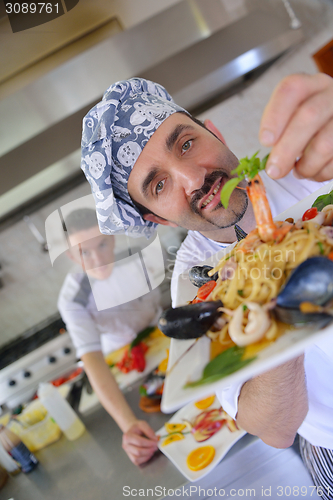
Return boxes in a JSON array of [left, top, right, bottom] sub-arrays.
[[88, 250, 107, 268], [175, 163, 206, 197]]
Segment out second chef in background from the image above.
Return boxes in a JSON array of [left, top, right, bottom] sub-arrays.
[[57, 208, 162, 465]]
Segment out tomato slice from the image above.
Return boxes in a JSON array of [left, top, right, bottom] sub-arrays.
[[191, 298, 203, 304], [197, 281, 217, 300], [302, 207, 318, 221]]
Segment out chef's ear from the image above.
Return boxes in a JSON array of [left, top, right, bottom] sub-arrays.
[[204, 119, 226, 144], [143, 214, 178, 228]]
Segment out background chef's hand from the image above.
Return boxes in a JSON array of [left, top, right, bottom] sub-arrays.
[[259, 73, 333, 182], [122, 420, 159, 465]]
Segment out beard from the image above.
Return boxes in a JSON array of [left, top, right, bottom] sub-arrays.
[[189, 169, 248, 229]]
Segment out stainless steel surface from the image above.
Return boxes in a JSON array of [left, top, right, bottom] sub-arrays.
[[0, 332, 77, 408], [0, 0, 308, 207], [140, 7, 303, 110], [1, 378, 315, 500]]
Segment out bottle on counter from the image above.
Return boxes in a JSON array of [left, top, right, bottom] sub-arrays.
[[0, 439, 21, 476], [0, 425, 38, 473], [37, 383, 85, 441]]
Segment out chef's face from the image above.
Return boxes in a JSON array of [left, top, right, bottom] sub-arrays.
[[67, 225, 115, 280], [128, 113, 248, 239]]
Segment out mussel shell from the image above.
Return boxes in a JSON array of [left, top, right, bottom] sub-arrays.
[[158, 300, 223, 339], [273, 306, 332, 326], [188, 265, 219, 288], [274, 256, 333, 325]]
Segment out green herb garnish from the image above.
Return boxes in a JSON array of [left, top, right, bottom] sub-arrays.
[[242, 304, 248, 311], [130, 326, 155, 350], [221, 152, 269, 209], [184, 346, 256, 388], [317, 241, 325, 255], [139, 385, 147, 396], [237, 290, 244, 296], [312, 189, 333, 211]]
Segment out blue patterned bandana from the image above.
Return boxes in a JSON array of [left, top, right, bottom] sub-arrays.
[[81, 78, 187, 238]]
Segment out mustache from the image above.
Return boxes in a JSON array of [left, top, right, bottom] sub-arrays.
[[190, 170, 228, 214]]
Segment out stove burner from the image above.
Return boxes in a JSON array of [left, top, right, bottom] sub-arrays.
[[0, 314, 66, 371]]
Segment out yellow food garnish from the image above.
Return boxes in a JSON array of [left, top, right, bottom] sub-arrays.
[[194, 395, 215, 410], [164, 422, 186, 433], [162, 432, 185, 446], [187, 445, 215, 471]]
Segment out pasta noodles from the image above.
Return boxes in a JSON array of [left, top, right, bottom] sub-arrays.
[[206, 219, 333, 346]]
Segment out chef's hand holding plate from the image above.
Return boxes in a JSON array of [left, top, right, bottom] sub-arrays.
[[122, 420, 159, 465], [260, 73, 333, 182]]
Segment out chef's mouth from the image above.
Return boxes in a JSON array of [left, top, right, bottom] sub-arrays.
[[200, 177, 225, 210], [190, 173, 228, 215]]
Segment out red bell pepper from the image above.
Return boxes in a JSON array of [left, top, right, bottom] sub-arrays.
[[116, 342, 148, 373]]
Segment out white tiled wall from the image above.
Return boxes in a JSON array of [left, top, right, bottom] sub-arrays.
[[0, 183, 91, 346]]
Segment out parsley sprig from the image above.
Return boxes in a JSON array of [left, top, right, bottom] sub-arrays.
[[220, 152, 269, 209]]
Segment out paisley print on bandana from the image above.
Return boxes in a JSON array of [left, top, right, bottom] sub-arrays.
[[81, 78, 187, 238]]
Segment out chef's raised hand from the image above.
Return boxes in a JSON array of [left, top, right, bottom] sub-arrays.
[[260, 73, 333, 182], [122, 420, 159, 466]]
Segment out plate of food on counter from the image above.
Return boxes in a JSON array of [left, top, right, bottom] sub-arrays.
[[105, 326, 170, 390], [157, 394, 246, 481], [160, 153, 333, 413]]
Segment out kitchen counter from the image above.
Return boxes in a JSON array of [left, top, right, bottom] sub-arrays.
[[2, 378, 315, 500]]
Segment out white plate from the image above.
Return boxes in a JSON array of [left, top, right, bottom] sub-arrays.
[[161, 181, 333, 413], [157, 398, 246, 482]]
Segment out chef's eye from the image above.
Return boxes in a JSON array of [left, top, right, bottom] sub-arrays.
[[155, 179, 165, 194], [182, 140, 192, 153]]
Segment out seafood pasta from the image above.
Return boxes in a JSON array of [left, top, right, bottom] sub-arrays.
[[203, 174, 333, 348]]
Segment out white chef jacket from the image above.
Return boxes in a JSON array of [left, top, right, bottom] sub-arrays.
[[58, 260, 162, 359], [171, 171, 333, 448]]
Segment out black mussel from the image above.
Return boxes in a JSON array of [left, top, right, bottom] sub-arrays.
[[158, 300, 223, 339], [274, 256, 333, 325], [188, 265, 219, 288]]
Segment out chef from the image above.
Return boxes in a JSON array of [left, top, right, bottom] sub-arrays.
[[79, 74, 333, 495], [58, 207, 161, 465]]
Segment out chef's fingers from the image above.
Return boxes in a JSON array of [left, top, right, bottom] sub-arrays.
[[123, 431, 158, 449], [123, 441, 156, 465], [292, 118, 333, 181], [259, 73, 333, 179], [127, 447, 156, 466], [301, 158, 333, 183], [135, 420, 159, 441], [122, 435, 157, 465]]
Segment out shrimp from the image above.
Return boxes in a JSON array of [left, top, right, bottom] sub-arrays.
[[246, 174, 292, 244]]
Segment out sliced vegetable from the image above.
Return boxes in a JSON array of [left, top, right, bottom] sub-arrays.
[[302, 207, 318, 221], [197, 281, 217, 300], [116, 342, 148, 373]]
